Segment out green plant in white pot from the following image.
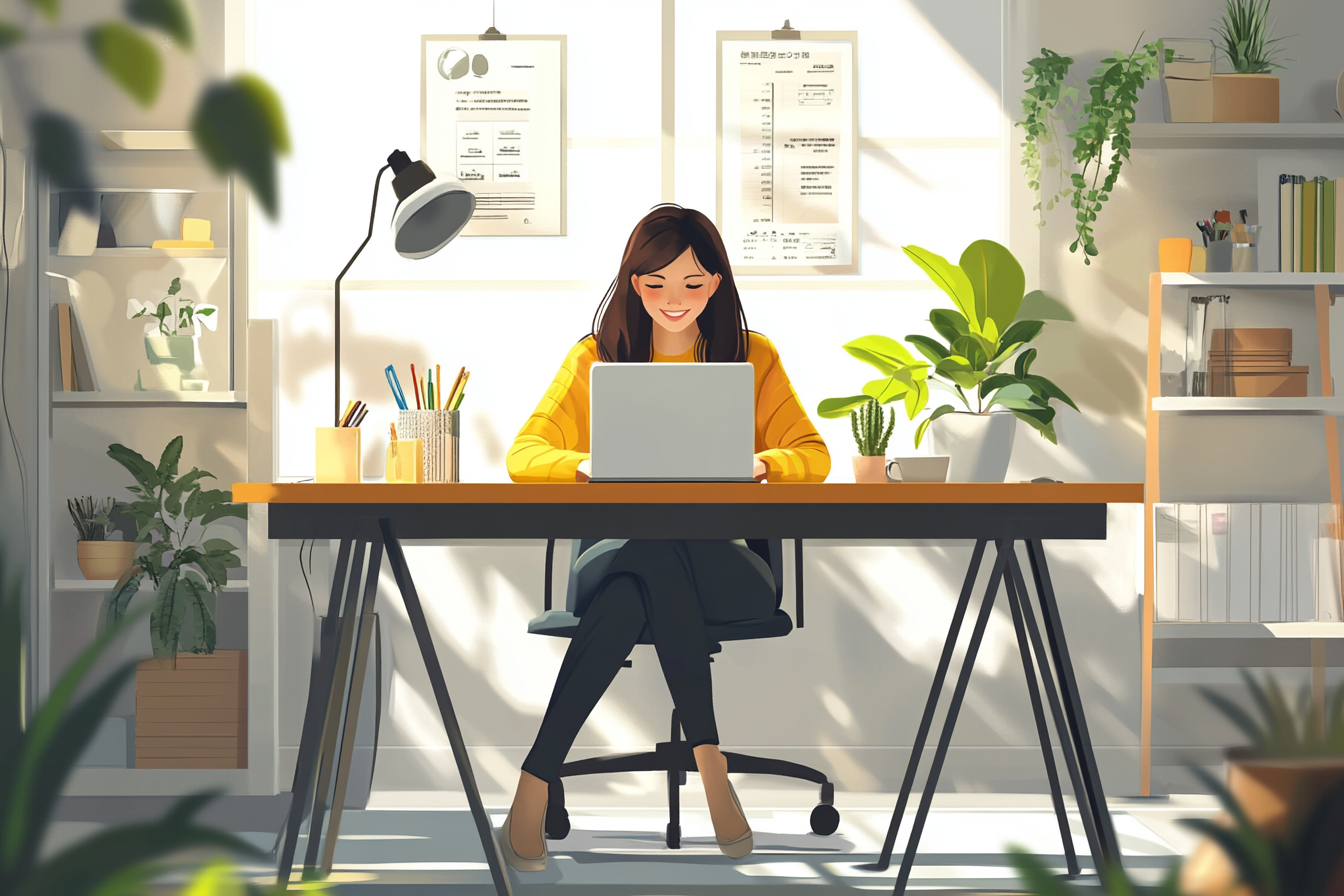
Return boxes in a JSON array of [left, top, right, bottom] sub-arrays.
[[127, 277, 218, 391], [818, 239, 1077, 482], [103, 436, 245, 665]]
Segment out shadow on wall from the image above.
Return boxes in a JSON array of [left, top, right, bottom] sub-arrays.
[[906, 0, 1003, 95]]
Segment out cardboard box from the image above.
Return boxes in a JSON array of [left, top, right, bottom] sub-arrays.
[[1209, 328, 1292, 351], [135, 650, 247, 769], [1209, 370, 1308, 397], [1213, 74, 1279, 123]]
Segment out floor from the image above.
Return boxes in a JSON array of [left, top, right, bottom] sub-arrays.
[[50, 788, 1217, 894]]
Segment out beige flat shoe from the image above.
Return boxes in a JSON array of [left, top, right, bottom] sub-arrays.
[[498, 802, 548, 872], [716, 780, 753, 859]]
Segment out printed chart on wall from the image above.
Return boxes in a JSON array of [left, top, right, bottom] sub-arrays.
[[718, 32, 857, 274], [421, 35, 566, 236]]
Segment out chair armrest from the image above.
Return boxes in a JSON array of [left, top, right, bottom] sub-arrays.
[[544, 538, 555, 611], [794, 539, 804, 628]]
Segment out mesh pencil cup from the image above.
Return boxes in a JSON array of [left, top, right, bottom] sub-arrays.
[[397, 409, 459, 483]]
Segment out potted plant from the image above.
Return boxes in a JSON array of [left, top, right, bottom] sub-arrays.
[[851, 398, 896, 482], [1211, 0, 1289, 122], [1178, 671, 1344, 895], [817, 239, 1077, 482], [67, 495, 134, 580], [126, 277, 218, 391]]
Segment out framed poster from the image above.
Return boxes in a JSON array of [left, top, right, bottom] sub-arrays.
[[421, 34, 566, 236], [717, 31, 858, 274]]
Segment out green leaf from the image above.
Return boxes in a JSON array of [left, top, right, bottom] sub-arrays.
[[959, 239, 1025, 333], [201, 502, 248, 525], [21, 0, 58, 22], [1018, 288, 1076, 321], [986, 383, 1035, 409], [191, 74, 291, 219], [107, 443, 159, 493], [125, 0, 193, 48], [905, 334, 949, 365], [817, 395, 872, 418], [1015, 347, 1038, 379], [902, 244, 980, 326], [862, 375, 913, 404], [928, 308, 971, 344], [1009, 406, 1059, 444], [843, 335, 918, 375], [1024, 374, 1080, 412], [31, 113, 95, 212], [155, 435, 183, 483], [904, 378, 929, 419], [86, 22, 163, 108], [914, 404, 958, 449], [102, 567, 145, 630], [1005, 847, 1076, 896], [0, 20, 24, 50], [1000, 320, 1045, 353], [179, 576, 216, 654], [149, 568, 186, 664]]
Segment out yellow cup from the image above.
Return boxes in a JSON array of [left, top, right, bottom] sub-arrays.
[[1189, 246, 1207, 273], [385, 439, 424, 483], [315, 427, 361, 483]]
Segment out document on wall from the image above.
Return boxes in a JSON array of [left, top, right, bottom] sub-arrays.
[[422, 35, 566, 236], [718, 34, 857, 274]]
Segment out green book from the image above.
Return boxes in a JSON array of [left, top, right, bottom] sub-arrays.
[[1325, 179, 1337, 273], [1303, 179, 1317, 273]]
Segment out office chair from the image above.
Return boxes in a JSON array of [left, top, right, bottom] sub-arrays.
[[526, 538, 839, 848]]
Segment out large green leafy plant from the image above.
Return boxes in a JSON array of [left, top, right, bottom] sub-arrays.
[[817, 239, 1077, 448], [104, 436, 245, 664], [1018, 38, 1169, 263], [0, 564, 264, 896], [1201, 670, 1344, 758], [0, 0, 290, 216]]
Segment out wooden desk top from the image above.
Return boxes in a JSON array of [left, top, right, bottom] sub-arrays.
[[233, 481, 1143, 506]]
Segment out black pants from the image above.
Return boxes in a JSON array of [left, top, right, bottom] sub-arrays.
[[521, 539, 776, 785]]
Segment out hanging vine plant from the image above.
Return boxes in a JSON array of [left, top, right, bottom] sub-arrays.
[[1017, 37, 1170, 264]]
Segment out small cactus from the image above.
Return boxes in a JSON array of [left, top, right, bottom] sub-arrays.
[[850, 399, 895, 457]]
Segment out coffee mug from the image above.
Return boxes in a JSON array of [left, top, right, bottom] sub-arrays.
[[886, 456, 951, 483]]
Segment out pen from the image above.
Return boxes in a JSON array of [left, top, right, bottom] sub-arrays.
[[436, 364, 441, 410], [385, 365, 408, 410], [420, 376, 427, 412], [411, 364, 421, 410], [444, 366, 465, 410], [451, 370, 471, 410], [352, 405, 370, 427], [339, 400, 357, 427]]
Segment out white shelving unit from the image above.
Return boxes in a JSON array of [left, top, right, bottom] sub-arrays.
[[1151, 396, 1344, 415], [54, 579, 250, 592], [75, 247, 230, 258], [53, 391, 247, 408], [1131, 123, 1344, 150], [1154, 621, 1344, 639]]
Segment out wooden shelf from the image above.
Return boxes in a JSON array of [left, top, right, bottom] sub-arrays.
[[55, 579, 248, 592], [53, 391, 246, 408], [1131, 123, 1344, 150], [1151, 396, 1344, 415], [98, 130, 195, 151], [1155, 622, 1344, 639], [51, 248, 228, 259], [1159, 272, 1344, 289]]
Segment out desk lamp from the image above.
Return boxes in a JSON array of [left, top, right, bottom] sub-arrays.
[[333, 149, 475, 424]]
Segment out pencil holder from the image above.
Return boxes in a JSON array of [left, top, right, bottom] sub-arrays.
[[397, 409, 459, 483], [315, 427, 361, 483], [385, 438, 424, 484], [1206, 240, 1233, 273]]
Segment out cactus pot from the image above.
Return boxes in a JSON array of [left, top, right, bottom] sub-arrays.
[[930, 412, 1017, 482], [851, 455, 888, 483]]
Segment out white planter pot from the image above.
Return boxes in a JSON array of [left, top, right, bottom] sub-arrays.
[[930, 412, 1017, 482], [142, 335, 208, 390]]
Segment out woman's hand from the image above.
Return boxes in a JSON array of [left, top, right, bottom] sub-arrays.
[[753, 456, 768, 482], [576, 459, 592, 482]]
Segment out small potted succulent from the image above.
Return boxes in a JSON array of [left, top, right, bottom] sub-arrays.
[[68, 495, 134, 580], [127, 276, 218, 391], [850, 398, 895, 483], [1211, 0, 1290, 123]]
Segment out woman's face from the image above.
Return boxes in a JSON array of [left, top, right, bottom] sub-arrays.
[[631, 246, 722, 337]]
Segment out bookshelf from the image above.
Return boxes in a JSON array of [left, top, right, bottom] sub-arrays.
[[1131, 123, 1344, 150]]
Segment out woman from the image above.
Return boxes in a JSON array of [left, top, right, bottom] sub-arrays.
[[502, 205, 829, 870]]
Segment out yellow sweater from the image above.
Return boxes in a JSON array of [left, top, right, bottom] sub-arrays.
[[507, 332, 830, 483]]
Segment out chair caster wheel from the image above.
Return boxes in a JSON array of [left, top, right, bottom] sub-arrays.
[[545, 804, 571, 840], [810, 803, 839, 835]]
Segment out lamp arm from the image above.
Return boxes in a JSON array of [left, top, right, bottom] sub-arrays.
[[333, 163, 392, 426]]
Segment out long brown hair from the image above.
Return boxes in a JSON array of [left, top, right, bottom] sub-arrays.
[[590, 205, 749, 362]]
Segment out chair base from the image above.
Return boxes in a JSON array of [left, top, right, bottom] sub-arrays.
[[546, 709, 838, 847]]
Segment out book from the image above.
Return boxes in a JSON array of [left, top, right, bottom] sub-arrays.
[[1338, 177, 1344, 278], [1325, 178, 1337, 273], [56, 302, 76, 391], [66, 299, 99, 391], [1316, 176, 1328, 272], [1280, 174, 1294, 272], [1303, 178, 1317, 273], [48, 275, 98, 392], [1294, 177, 1304, 273]]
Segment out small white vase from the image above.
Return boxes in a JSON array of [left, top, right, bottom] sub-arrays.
[[930, 412, 1017, 482], [142, 335, 208, 390]]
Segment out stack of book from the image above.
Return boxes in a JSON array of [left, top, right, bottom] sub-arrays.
[[1278, 174, 1342, 272], [1207, 327, 1307, 397]]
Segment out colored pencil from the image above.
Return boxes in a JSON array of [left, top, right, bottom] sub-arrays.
[[410, 364, 421, 409], [450, 370, 471, 410], [444, 366, 466, 410], [436, 364, 441, 410]]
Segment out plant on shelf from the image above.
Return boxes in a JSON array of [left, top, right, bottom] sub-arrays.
[[1201, 669, 1344, 758], [104, 436, 245, 665], [1018, 37, 1170, 263], [67, 495, 136, 581], [126, 277, 218, 391], [1214, 0, 1290, 74], [0, 560, 266, 895], [818, 239, 1077, 481], [1009, 850, 1182, 895]]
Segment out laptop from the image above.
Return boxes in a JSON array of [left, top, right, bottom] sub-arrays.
[[589, 362, 756, 482]]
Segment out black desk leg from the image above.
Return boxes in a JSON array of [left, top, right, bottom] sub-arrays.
[[1006, 547, 1105, 870], [1024, 540, 1121, 866], [872, 539, 987, 872], [303, 538, 371, 875], [380, 519, 514, 896], [276, 539, 356, 887], [1002, 563, 1080, 877], [891, 540, 1012, 896]]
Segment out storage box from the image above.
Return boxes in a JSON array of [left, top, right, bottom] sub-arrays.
[[1209, 368, 1308, 397], [1161, 38, 1215, 123], [1213, 74, 1279, 123], [385, 438, 424, 483], [1209, 328, 1292, 351], [135, 650, 247, 769], [1165, 76, 1214, 122], [315, 426, 361, 483]]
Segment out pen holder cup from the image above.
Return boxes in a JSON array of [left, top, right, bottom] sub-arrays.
[[315, 427, 361, 483], [397, 409, 459, 483], [1206, 240, 1234, 273], [385, 439, 425, 484]]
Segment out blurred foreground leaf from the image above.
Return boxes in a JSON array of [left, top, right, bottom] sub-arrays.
[[22, 0, 58, 22], [0, 21, 24, 50], [86, 21, 163, 107], [126, 0, 193, 49], [191, 74, 291, 218], [30, 112, 95, 212]]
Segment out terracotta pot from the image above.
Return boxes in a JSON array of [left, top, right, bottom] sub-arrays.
[[851, 455, 888, 483], [1180, 751, 1344, 896], [76, 540, 137, 580], [1212, 73, 1279, 123]]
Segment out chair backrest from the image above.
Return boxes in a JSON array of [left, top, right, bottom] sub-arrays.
[[562, 539, 783, 613]]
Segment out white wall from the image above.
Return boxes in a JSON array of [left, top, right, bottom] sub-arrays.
[[253, 0, 1147, 801]]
